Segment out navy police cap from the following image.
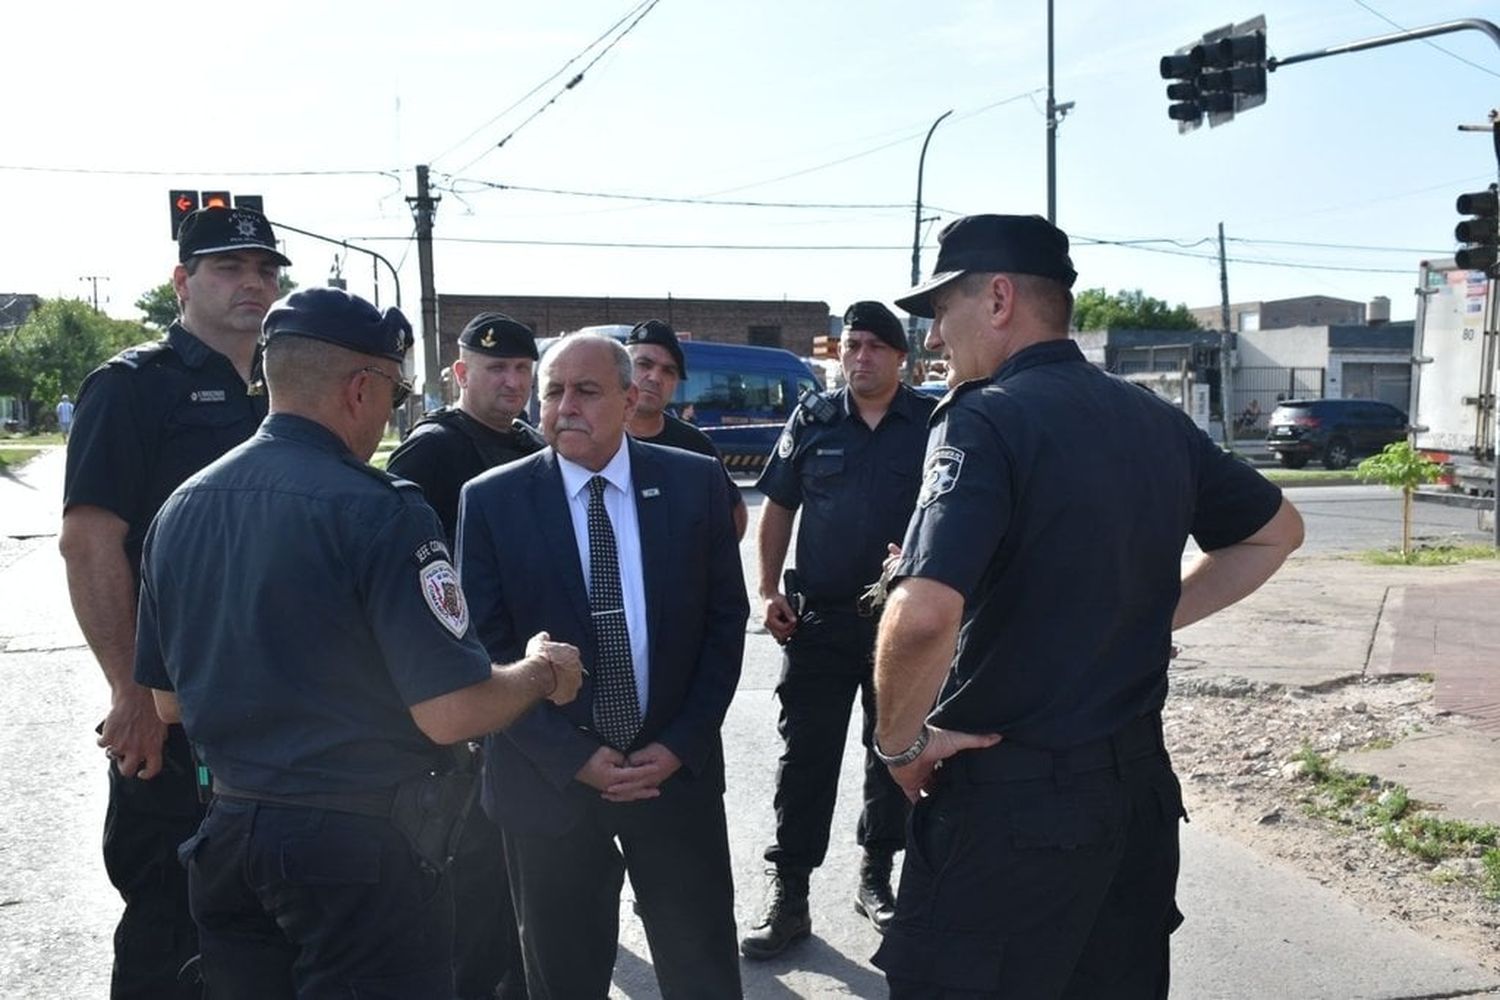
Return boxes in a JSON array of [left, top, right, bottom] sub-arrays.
[[625, 319, 687, 377], [842, 301, 907, 353], [178, 206, 291, 267], [458, 312, 538, 360], [261, 288, 412, 363], [895, 214, 1077, 319]]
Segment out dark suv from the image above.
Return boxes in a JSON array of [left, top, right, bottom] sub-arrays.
[[1265, 398, 1407, 470]]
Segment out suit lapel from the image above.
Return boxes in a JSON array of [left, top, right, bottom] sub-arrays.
[[629, 440, 669, 696], [531, 451, 591, 630]]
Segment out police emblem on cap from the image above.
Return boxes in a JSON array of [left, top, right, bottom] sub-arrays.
[[419, 559, 469, 638], [480, 329, 497, 348], [918, 445, 964, 508], [232, 213, 258, 238]]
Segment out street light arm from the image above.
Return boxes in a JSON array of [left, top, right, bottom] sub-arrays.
[[266, 220, 403, 310], [1269, 18, 1500, 71]]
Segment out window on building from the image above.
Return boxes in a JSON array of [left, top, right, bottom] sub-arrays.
[[1237, 310, 1261, 332]]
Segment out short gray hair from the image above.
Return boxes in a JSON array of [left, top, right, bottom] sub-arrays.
[[539, 333, 633, 391], [263, 334, 366, 401]]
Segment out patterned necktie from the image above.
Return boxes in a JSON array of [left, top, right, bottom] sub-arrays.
[[586, 475, 641, 749]]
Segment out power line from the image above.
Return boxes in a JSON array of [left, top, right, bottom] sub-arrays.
[[1227, 236, 1448, 254], [1350, 0, 1500, 78], [430, 0, 656, 167], [351, 234, 909, 250], [453, 0, 666, 175], [0, 164, 396, 178], [1076, 235, 1415, 274], [438, 178, 911, 210]]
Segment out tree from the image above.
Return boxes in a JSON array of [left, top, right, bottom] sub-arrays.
[[136, 273, 298, 330], [1356, 441, 1441, 561], [1072, 288, 1201, 331], [0, 299, 150, 428]]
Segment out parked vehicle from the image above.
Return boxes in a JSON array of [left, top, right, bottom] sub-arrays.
[[1265, 398, 1407, 470], [1409, 258, 1497, 507], [541, 328, 820, 473]]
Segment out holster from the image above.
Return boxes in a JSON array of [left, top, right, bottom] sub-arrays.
[[389, 743, 481, 875]]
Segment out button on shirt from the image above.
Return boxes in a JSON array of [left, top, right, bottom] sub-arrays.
[[897, 339, 1284, 750], [557, 443, 650, 715], [757, 385, 936, 602]]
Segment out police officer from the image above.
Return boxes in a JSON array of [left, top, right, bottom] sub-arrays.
[[741, 301, 936, 959], [870, 215, 1305, 997], [132, 288, 583, 999], [387, 310, 542, 1000], [387, 311, 544, 544], [59, 205, 286, 999], [623, 318, 748, 540]]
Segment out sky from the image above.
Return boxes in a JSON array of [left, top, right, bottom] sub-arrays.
[[6, 0, 1498, 381]]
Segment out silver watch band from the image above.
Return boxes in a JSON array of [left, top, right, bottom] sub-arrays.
[[874, 725, 930, 767]]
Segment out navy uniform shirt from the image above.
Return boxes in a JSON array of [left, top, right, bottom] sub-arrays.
[[386, 407, 544, 543], [758, 384, 936, 602], [897, 339, 1284, 750], [134, 413, 493, 795], [635, 412, 740, 501], [63, 322, 268, 577]]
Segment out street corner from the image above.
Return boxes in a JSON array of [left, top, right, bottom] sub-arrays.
[[1338, 724, 1500, 829]]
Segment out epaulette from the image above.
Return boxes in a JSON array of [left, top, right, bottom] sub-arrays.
[[103, 339, 172, 371], [930, 377, 987, 421], [342, 454, 422, 495]]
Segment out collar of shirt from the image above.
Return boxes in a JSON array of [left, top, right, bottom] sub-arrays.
[[557, 438, 633, 502], [838, 383, 927, 426], [991, 339, 1086, 382], [167, 320, 247, 372], [261, 412, 353, 458]]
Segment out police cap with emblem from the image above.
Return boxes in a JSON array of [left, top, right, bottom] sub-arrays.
[[458, 312, 538, 360], [894, 214, 1076, 319], [625, 319, 687, 377], [842, 301, 907, 353], [262, 288, 412, 362], [177, 206, 291, 267]]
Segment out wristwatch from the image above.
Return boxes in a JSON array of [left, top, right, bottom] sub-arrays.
[[874, 725, 930, 767]]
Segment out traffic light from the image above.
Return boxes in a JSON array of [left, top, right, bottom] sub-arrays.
[[1455, 185, 1499, 274], [234, 194, 264, 212], [200, 190, 232, 210], [1161, 15, 1268, 132], [168, 189, 200, 239]]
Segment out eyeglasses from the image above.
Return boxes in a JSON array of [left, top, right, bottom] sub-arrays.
[[356, 366, 413, 410]]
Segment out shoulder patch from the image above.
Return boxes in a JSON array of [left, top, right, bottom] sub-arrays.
[[777, 426, 795, 460], [918, 445, 965, 508], [418, 557, 469, 638], [104, 339, 172, 371]]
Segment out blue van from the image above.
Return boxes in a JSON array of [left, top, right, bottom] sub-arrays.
[[538, 328, 820, 473]]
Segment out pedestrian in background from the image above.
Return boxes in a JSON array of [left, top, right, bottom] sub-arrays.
[[59, 205, 286, 999], [741, 301, 936, 959], [872, 214, 1304, 998], [55, 393, 74, 439], [134, 288, 581, 999]]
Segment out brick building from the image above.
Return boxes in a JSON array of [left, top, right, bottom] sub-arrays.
[[435, 293, 829, 371]]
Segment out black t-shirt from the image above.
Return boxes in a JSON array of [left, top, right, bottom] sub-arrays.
[[757, 385, 936, 601], [897, 339, 1284, 750], [386, 408, 544, 543], [135, 414, 492, 794], [634, 412, 742, 504], [63, 322, 267, 578]]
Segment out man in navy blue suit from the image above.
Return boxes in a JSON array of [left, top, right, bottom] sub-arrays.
[[457, 333, 749, 999]]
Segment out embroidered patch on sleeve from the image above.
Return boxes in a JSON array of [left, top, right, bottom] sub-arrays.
[[918, 445, 965, 508], [419, 560, 469, 638]]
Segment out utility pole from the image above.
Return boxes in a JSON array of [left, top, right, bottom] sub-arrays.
[[1045, 0, 1074, 224], [909, 110, 953, 352], [1218, 222, 1234, 452], [78, 275, 108, 313], [407, 164, 441, 408]]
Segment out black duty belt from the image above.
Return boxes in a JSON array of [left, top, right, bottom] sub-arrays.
[[802, 596, 877, 618], [212, 779, 394, 818], [948, 712, 1166, 786]]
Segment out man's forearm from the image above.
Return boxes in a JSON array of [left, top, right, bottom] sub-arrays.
[[756, 500, 795, 595], [873, 577, 964, 752], [1175, 498, 1304, 630], [59, 515, 139, 692]]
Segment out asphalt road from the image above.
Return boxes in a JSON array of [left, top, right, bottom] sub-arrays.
[[2, 451, 1497, 998]]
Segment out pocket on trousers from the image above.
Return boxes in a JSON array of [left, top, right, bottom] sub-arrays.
[[874, 927, 1003, 992], [904, 794, 964, 876], [280, 835, 382, 886], [1007, 790, 1120, 853]]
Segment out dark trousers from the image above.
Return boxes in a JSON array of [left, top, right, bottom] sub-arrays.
[[451, 804, 527, 999], [501, 772, 740, 1000], [180, 797, 454, 999], [873, 716, 1186, 999], [102, 723, 205, 1000], [765, 611, 909, 870]]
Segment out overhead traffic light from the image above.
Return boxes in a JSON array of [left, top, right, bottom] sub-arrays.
[[234, 194, 264, 212], [200, 190, 232, 210], [1455, 185, 1500, 274], [169, 189, 200, 239], [1161, 15, 1268, 132]]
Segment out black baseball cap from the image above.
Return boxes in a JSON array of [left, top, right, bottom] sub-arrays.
[[262, 288, 411, 363], [625, 319, 687, 377], [895, 214, 1076, 318], [177, 206, 291, 267], [458, 312, 538, 359], [841, 301, 907, 352]]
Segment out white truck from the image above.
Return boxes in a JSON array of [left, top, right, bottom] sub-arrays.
[[1409, 257, 1497, 523]]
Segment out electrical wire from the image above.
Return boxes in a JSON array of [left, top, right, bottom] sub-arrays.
[[1350, 0, 1500, 78], [0, 164, 396, 178], [438, 178, 911, 211]]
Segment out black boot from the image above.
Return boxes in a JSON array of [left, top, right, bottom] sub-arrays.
[[854, 849, 897, 933], [740, 867, 812, 959]]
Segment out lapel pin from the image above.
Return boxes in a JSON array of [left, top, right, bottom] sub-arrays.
[[641, 487, 661, 498]]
